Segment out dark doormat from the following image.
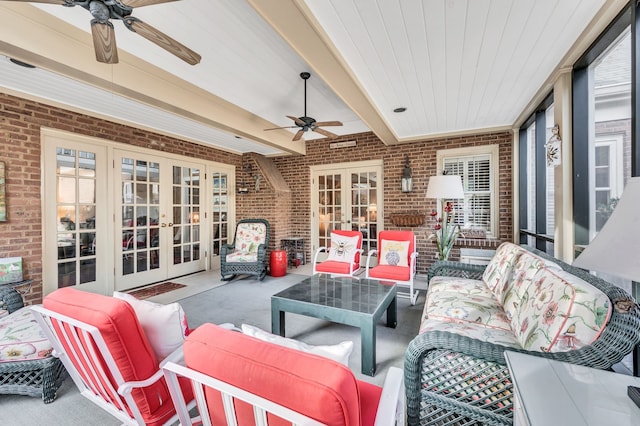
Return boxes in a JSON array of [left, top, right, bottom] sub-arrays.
[[127, 282, 186, 300]]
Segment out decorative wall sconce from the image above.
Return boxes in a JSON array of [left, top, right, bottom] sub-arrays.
[[401, 156, 413, 192], [545, 124, 562, 167], [237, 162, 251, 194], [238, 161, 261, 194]]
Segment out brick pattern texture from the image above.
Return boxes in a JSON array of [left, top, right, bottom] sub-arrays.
[[1, 91, 513, 303]]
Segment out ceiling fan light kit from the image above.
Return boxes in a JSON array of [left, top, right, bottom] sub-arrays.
[[264, 72, 343, 142], [10, 0, 201, 65]]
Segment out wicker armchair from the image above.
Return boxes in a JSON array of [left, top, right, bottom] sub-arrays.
[[220, 218, 270, 281], [0, 287, 66, 403], [405, 246, 640, 426]]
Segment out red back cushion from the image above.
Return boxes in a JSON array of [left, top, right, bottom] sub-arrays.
[[43, 288, 183, 426], [184, 323, 369, 426]]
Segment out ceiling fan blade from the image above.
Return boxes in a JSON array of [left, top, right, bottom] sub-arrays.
[[3, 0, 66, 3], [313, 121, 343, 127], [125, 18, 201, 65], [286, 115, 306, 127], [264, 125, 299, 131], [292, 130, 305, 141], [120, 0, 178, 8], [91, 20, 118, 64], [313, 127, 338, 139]]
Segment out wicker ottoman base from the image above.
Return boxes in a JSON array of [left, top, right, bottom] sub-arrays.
[[0, 356, 66, 403]]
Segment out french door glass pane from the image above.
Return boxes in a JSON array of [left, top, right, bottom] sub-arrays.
[[121, 158, 161, 275], [172, 166, 201, 265], [351, 171, 377, 253], [56, 148, 97, 287]]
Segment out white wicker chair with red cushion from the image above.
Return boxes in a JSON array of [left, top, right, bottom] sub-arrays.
[[162, 323, 404, 426], [30, 287, 193, 426], [312, 230, 363, 277]]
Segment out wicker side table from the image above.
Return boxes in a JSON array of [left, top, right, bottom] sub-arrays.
[[0, 286, 67, 403]]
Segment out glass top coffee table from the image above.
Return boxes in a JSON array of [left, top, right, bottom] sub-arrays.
[[271, 273, 397, 376]]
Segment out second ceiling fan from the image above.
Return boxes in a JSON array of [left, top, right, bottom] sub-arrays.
[[265, 72, 343, 141]]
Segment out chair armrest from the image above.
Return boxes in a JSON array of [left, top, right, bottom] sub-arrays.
[[313, 246, 328, 265], [121, 344, 188, 395], [427, 260, 486, 283], [0, 287, 24, 314], [366, 249, 379, 269], [220, 243, 235, 257], [374, 366, 405, 426], [117, 368, 166, 396]]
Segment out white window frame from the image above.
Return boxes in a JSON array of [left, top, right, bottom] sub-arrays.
[[591, 134, 624, 237], [436, 145, 499, 238]]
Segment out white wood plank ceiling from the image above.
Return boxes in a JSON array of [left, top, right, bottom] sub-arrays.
[[0, 0, 618, 155]]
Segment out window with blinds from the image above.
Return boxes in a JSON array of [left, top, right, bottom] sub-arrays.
[[438, 145, 498, 237]]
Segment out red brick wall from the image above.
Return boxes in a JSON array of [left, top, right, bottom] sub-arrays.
[[0, 92, 241, 304], [272, 131, 514, 274]]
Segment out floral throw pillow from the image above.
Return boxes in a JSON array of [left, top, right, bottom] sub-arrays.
[[326, 233, 360, 263], [379, 239, 410, 267]]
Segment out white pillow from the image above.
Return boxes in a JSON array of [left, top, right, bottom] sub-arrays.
[[379, 239, 410, 267], [240, 324, 353, 366], [326, 233, 360, 263], [113, 291, 189, 360]]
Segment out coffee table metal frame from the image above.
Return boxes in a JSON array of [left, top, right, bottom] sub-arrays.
[[271, 274, 397, 376]]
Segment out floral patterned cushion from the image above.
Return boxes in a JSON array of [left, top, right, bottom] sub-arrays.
[[509, 268, 611, 352], [233, 222, 267, 255], [482, 242, 522, 294], [226, 251, 258, 262], [0, 306, 53, 363], [425, 278, 512, 332], [499, 250, 560, 308], [418, 318, 521, 349]]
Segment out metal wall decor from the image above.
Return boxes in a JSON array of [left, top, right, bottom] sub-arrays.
[[545, 125, 562, 167]]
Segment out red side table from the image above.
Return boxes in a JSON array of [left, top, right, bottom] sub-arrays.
[[269, 250, 287, 277]]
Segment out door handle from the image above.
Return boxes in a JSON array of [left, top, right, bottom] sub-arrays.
[[161, 223, 167, 227]]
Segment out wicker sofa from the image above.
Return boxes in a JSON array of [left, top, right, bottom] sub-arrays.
[[405, 242, 640, 425], [0, 287, 66, 403]]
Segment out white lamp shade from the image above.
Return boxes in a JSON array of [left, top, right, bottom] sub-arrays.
[[573, 176, 640, 282], [426, 175, 465, 199]]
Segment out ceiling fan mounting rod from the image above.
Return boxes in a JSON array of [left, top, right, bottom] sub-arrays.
[[301, 71, 310, 118]]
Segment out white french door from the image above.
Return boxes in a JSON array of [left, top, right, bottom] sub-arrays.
[[310, 160, 383, 256], [42, 130, 235, 295], [114, 150, 206, 291], [43, 132, 110, 295]]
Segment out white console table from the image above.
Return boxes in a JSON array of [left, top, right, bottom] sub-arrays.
[[505, 351, 640, 425]]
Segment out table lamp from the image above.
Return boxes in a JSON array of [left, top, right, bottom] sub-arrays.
[[425, 174, 465, 200], [572, 176, 640, 404], [426, 174, 465, 260]]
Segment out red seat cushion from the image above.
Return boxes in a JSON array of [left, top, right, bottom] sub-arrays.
[[44, 287, 191, 426], [316, 260, 357, 275], [184, 323, 383, 426], [368, 264, 411, 281]]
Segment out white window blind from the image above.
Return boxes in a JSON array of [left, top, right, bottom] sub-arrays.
[[443, 154, 493, 235]]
